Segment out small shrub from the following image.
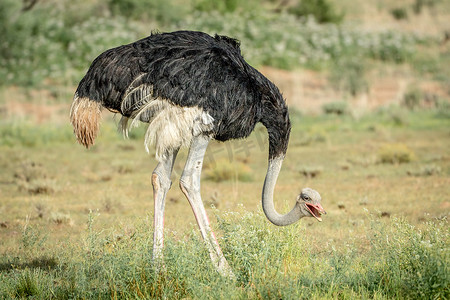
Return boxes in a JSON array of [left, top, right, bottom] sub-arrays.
[[297, 129, 328, 146], [330, 57, 369, 96], [18, 179, 56, 195], [299, 166, 323, 178], [412, 0, 439, 14], [14, 161, 56, 194], [435, 99, 450, 118], [49, 212, 73, 225], [14, 161, 47, 183], [21, 219, 47, 252], [407, 164, 442, 176], [402, 87, 423, 110], [112, 161, 134, 174], [391, 110, 409, 126], [107, 0, 185, 24], [347, 156, 376, 167], [34, 203, 47, 218], [192, 0, 257, 14], [204, 159, 252, 182], [378, 143, 416, 164], [322, 101, 350, 115], [390, 8, 408, 20], [377, 106, 410, 126], [14, 270, 39, 298], [288, 0, 344, 24]]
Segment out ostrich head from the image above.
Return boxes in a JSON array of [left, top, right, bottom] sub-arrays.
[[296, 188, 326, 222]]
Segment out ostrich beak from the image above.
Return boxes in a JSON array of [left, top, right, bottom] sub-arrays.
[[305, 203, 326, 222]]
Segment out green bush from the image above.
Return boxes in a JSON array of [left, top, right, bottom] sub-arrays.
[[288, 0, 344, 24], [407, 164, 442, 176], [378, 143, 416, 164], [193, 0, 240, 13], [329, 56, 369, 96], [412, 0, 440, 14], [322, 101, 350, 115], [435, 99, 450, 118], [402, 87, 424, 110], [107, 0, 186, 24], [390, 7, 408, 20], [204, 158, 253, 182]]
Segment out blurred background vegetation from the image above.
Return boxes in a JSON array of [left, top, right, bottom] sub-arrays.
[[1, 0, 448, 94]]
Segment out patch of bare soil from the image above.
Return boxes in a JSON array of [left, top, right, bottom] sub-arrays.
[[261, 66, 447, 114]]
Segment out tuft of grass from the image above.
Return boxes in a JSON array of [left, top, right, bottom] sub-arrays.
[[14, 161, 47, 183], [402, 87, 424, 110], [21, 218, 47, 254], [407, 164, 442, 176], [390, 7, 408, 20], [14, 269, 40, 298], [378, 143, 416, 164], [299, 166, 323, 178], [322, 101, 350, 115], [14, 161, 56, 195], [204, 159, 253, 182], [297, 128, 328, 146], [49, 212, 73, 225], [329, 56, 369, 96], [288, 0, 344, 24], [17, 179, 57, 195], [435, 99, 450, 118], [412, 0, 440, 14], [375, 106, 410, 126]]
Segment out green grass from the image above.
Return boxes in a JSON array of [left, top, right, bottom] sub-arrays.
[[0, 210, 448, 299]]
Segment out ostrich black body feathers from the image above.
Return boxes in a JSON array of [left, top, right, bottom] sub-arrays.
[[74, 30, 291, 158]]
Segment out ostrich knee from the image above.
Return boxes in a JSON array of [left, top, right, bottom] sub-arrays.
[[152, 170, 172, 193], [179, 174, 198, 197]]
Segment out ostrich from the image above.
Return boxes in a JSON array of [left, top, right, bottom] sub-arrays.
[[70, 30, 326, 277]]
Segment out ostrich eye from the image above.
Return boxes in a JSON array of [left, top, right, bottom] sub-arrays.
[[302, 195, 310, 201]]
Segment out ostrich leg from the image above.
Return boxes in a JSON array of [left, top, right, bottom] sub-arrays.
[[152, 149, 179, 263], [180, 135, 234, 278]]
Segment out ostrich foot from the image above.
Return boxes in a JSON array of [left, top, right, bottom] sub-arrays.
[[216, 256, 235, 280]]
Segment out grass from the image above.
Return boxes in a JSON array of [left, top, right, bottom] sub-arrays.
[[0, 106, 449, 298], [0, 210, 448, 298]]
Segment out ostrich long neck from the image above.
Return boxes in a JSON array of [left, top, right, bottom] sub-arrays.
[[262, 156, 302, 226]]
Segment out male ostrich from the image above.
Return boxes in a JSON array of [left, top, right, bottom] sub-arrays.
[[70, 30, 326, 277]]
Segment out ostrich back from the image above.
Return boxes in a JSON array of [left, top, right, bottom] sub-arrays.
[[73, 31, 290, 159]]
